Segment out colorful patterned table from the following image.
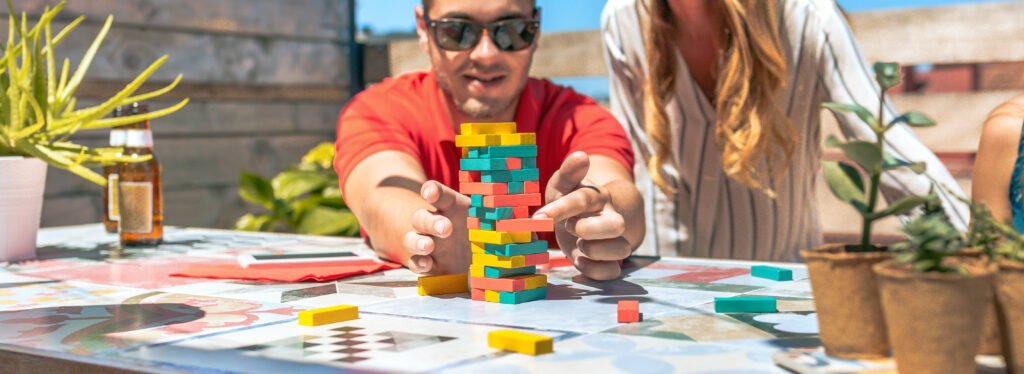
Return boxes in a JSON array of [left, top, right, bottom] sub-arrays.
[[0, 225, 986, 373]]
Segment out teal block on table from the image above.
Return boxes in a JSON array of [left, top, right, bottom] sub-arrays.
[[520, 157, 537, 168], [471, 194, 484, 207], [507, 182, 524, 194], [498, 286, 547, 304], [485, 240, 548, 256], [714, 297, 777, 313], [481, 168, 539, 183], [469, 145, 537, 158], [751, 265, 793, 281], [461, 158, 514, 171], [479, 218, 496, 230], [484, 265, 537, 278], [468, 207, 514, 220]]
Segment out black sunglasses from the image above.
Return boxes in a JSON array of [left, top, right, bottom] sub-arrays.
[[424, 10, 541, 52]]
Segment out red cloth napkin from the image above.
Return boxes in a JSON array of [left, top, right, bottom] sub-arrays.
[[171, 259, 402, 282]]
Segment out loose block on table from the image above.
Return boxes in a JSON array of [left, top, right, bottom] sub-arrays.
[[618, 300, 640, 323], [298, 304, 358, 326], [461, 122, 516, 135], [714, 297, 777, 313], [485, 287, 547, 304], [482, 193, 542, 208], [473, 252, 550, 268], [495, 218, 553, 232], [468, 229, 532, 245], [750, 265, 793, 281], [470, 274, 547, 292], [456, 134, 500, 147], [417, 273, 469, 296], [483, 240, 548, 256], [468, 206, 529, 220], [481, 168, 539, 183], [460, 158, 522, 171], [499, 133, 536, 146], [468, 145, 537, 158], [470, 264, 537, 278], [488, 329, 553, 355]]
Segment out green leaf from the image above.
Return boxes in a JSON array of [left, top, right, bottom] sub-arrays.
[[888, 111, 935, 128], [823, 102, 877, 128], [271, 170, 330, 201], [297, 207, 360, 236], [239, 171, 274, 208], [882, 153, 927, 174], [301, 142, 336, 169], [829, 138, 882, 173], [235, 214, 275, 232], [289, 195, 324, 223], [874, 195, 930, 219], [873, 62, 901, 90], [823, 161, 866, 211]]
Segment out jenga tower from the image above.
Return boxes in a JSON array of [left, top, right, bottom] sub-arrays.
[[455, 122, 553, 304]]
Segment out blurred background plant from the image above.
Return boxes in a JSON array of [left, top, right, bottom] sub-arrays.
[[235, 142, 360, 237], [893, 192, 965, 272], [0, 0, 188, 185]]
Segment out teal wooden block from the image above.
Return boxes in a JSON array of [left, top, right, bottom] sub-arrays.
[[471, 145, 537, 158], [499, 286, 547, 304], [751, 265, 793, 281], [484, 265, 537, 278], [461, 158, 514, 171], [468, 207, 514, 220], [485, 240, 548, 256], [714, 297, 777, 313], [520, 157, 537, 168], [507, 182, 524, 194], [479, 218, 496, 230], [471, 194, 484, 207], [481, 168, 539, 183]]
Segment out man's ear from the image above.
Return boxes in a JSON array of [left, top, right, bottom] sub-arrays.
[[415, 6, 430, 53]]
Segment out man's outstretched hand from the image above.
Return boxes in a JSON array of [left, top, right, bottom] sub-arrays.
[[403, 180, 471, 275], [533, 151, 631, 280]]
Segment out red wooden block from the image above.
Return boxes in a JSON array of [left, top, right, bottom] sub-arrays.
[[460, 182, 508, 195], [521, 251, 550, 266], [471, 288, 486, 301], [618, 300, 640, 323], [467, 217, 481, 230], [459, 170, 481, 183], [483, 193, 542, 208], [469, 275, 534, 292], [512, 206, 529, 218], [506, 157, 522, 170], [496, 218, 554, 232], [524, 181, 540, 193]]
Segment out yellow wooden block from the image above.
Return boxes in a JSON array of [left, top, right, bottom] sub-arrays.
[[417, 273, 469, 296], [462, 147, 469, 158], [473, 253, 527, 268], [523, 274, 547, 289], [298, 304, 358, 326], [499, 133, 536, 146], [470, 264, 486, 278], [485, 289, 501, 303], [461, 122, 517, 135], [468, 229, 532, 244], [471, 242, 486, 254], [456, 134, 500, 147], [488, 329, 554, 355]]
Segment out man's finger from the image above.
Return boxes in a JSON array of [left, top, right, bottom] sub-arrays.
[[408, 254, 434, 274], [573, 255, 622, 281], [403, 231, 435, 256], [546, 151, 590, 198], [534, 186, 604, 221], [410, 209, 451, 238], [578, 237, 632, 261], [570, 209, 626, 240], [421, 180, 469, 211]]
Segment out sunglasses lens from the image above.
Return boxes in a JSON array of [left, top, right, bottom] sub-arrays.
[[491, 20, 538, 51], [434, 21, 479, 51]]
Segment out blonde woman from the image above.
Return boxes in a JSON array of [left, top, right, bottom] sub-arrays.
[[601, 0, 967, 260]]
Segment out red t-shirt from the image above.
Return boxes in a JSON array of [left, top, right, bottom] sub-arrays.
[[334, 71, 634, 244]]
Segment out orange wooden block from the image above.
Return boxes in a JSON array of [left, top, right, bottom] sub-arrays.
[[460, 182, 508, 195], [506, 158, 522, 170], [471, 288, 487, 301], [512, 206, 529, 218], [483, 193, 542, 208], [496, 218, 554, 232], [470, 274, 547, 292], [618, 300, 640, 323], [467, 217, 481, 230], [524, 181, 540, 194], [459, 170, 481, 183]]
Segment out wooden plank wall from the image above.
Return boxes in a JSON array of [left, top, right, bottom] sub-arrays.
[[2, 0, 353, 229]]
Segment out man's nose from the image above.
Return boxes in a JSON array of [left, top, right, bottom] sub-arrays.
[[468, 29, 501, 63]]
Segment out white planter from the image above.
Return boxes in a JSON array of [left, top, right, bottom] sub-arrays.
[[0, 157, 46, 262]]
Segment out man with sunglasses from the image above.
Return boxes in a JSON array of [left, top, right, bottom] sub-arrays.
[[335, 0, 644, 280]]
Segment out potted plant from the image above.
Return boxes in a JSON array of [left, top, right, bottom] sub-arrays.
[[972, 203, 1024, 372], [0, 1, 188, 261], [801, 62, 933, 358], [874, 193, 997, 374]]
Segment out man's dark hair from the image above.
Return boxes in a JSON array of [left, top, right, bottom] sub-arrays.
[[422, 0, 537, 14]]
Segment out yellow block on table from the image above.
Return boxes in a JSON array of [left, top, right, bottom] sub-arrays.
[[417, 273, 469, 296], [488, 329, 554, 355], [298, 305, 358, 326]]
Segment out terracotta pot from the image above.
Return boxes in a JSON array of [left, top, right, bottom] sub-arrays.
[[874, 258, 997, 374], [801, 244, 892, 359], [954, 249, 1002, 356], [0, 157, 46, 262], [996, 259, 1024, 373]]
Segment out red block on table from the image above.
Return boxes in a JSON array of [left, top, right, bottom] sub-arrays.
[[467, 217, 481, 230], [618, 300, 640, 323], [483, 193, 542, 208], [512, 206, 529, 218], [459, 170, 481, 183], [495, 218, 554, 232], [524, 181, 540, 193], [461, 182, 507, 195]]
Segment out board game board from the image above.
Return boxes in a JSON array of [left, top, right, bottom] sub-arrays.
[[0, 225, 1001, 373]]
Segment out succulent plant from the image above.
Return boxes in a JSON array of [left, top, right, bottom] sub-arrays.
[[0, 0, 188, 185], [893, 193, 965, 272]]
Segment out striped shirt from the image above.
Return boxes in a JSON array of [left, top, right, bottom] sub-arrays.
[[601, 0, 969, 261]]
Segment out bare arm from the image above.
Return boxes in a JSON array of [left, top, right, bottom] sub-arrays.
[[972, 96, 1024, 223]]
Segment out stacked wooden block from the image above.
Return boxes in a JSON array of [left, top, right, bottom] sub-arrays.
[[455, 122, 553, 304]]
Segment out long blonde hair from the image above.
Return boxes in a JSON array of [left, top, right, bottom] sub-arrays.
[[640, 0, 794, 197]]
